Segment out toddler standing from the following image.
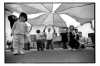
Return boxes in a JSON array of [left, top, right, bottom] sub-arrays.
[[11, 12, 28, 55]]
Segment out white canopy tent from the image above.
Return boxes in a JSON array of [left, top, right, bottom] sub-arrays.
[[55, 3, 94, 23], [5, 3, 95, 41]]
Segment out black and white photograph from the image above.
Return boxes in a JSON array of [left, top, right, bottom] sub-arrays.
[[4, 2, 95, 63]]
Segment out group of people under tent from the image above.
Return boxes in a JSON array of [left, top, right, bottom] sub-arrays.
[[6, 12, 94, 55]]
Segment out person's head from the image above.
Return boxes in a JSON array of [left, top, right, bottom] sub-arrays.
[[78, 32, 82, 37], [36, 30, 40, 34], [19, 12, 27, 22], [63, 27, 68, 32], [8, 15, 18, 28], [69, 25, 74, 31], [8, 15, 17, 22], [74, 29, 78, 33]]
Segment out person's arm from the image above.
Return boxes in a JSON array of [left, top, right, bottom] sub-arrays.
[[24, 23, 29, 35], [67, 32, 70, 44], [43, 26, 47, 32]]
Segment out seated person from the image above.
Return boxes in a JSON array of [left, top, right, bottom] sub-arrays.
[[78, 32, 87, 49], [74, 29, 79, 40], [86, 34, 93, 48], [88, 33, 95, 48]]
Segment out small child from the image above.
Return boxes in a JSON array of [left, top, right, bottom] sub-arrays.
[[45, 27, 54, 50], [36, 30, 43, 51], [11, 12, 28, 55]]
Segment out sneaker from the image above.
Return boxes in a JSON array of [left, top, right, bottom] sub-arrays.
[[13, 52, 19, 55], [68, 48, 72, 50], [72, 49, 76, 51], [19, 51, 25, 54], [13, 53, 19, 55]]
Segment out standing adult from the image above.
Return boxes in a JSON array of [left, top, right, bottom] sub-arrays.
[[60, 27, 68, 49], [68, 25, 79, 50], [8, 15, 18, 51], [45, 26, 54, 50]]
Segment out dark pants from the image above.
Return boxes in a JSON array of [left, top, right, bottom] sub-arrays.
[[80, 44, 85, 49], [69, 39, 80, 49], [46, 40, 53, 49], [37, 40, 44, 51], [62, 41, 67, 49], [24, 42, 30, 50]]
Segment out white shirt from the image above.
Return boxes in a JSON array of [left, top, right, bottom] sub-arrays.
[[12, 20, 28, 35], [36, 33, 42, 40], [46, 32, 53, 40], [45, 26, 54, 40]]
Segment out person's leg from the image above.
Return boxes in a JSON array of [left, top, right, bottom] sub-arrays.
[[48, 40, 52, 49], [74, 40, 80, 49], [13, 35, 19, 54], [41, 40, 44, 51], [19, 35, 25, 54], [10, 41, 14, 52], [80, 44, 85, 49], [46, 40, 49, 49], [24, 35, 30, 50], [69, 41, 73, 49], [29, 35, 34, 49], [72, 39, 76, 49], [43, 40, 45, 49], [63, 41, 67, 49], [50, 40, 53, 49], [66, 42, 68, 49], [44, 41, 46, 50], [76, 41, 80, 49], [39, 40, 43, 51], [38, 40, 42, 51], [39, 40, 42, 51], [62, 41, 64, 49], [37, 44, 39, 51], [37, 41, 40, 51], [28, 35, 33, 49]]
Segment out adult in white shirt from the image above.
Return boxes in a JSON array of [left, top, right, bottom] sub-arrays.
[[45, 26, 54, 50]]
